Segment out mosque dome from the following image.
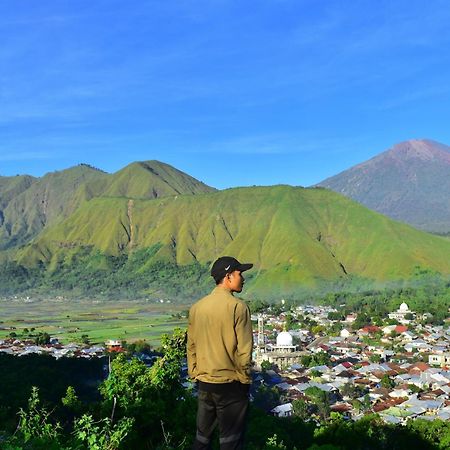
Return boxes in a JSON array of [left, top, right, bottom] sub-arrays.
[[276, 331, 293, 347], [399, 302, 409, 312]]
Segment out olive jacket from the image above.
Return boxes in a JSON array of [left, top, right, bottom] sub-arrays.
[[187, 286, 253, 384]]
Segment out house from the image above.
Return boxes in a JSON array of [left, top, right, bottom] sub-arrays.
[[345, 314, 357, 323], [429, 352, 450, 368], [401, 331, 417, 342], [340, 329, 352, 339], [271, 402, 293, 417], [105, 340, 124, 352]]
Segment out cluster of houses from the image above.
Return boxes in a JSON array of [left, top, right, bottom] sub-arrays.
[[0, 338, 124, 358], [252, 303, 450, 424]]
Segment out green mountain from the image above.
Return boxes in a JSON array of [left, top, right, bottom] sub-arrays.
[[0, 161, 215, 251], [0, 175, 36, 208], [0, 165, 105, 250], [76, 160, 215, 202], [13, 185, 450, 300]]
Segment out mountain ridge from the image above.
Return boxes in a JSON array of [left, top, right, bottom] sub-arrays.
[[11, 185, 450, 300], [0, 160, 215, 251]]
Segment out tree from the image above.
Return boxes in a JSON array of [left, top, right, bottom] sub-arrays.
[[149, 328, 186, 390], [327, 311, 344, 321], [340, 382, 365, 400], [311, 325, 325, 335], [73, 414, 134, 450], [100, 330, 187, 410], [351, 399, 363, 412], [380, 374, 395, 389], [408, 384, 422, 394], [61, 386, 82, 413], [35, 332, 51, 345], [305, 387, 330, 420], [261, 360, 272, 372], [15, 386, 62, 445], [100, 354, 153, 409], [126, 340, 152, 356], [253, 385, 281, 412], [292, 398, 309, 420], [309, 369, 323, 379], [284, 313, 295, 330], [312, 351, 331, 367], [264, 434, 288, 449], [362, 394, 371, 412], [301, 355, 312, 367]]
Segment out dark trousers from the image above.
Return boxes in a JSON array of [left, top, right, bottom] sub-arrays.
[[193, 382, 249, 450]]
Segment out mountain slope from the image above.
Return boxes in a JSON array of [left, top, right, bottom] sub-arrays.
[[15, 185, 450, 298], [0, 161, 215, 251], [318, 139, 450, 232], [76, 160, 215, 202], [0, 165, 104, 250], [0, 175, 36, 208]]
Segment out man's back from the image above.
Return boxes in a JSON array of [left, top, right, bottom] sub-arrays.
[[187, 286, 252, 385]]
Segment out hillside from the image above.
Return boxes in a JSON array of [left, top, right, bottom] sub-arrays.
[[12, 185, 450, 300], [318, 139, 450, 233], [0, 161, 215, 251], [0, 165, 104, 250], [76, 160, 215, 201], [0, 175, 36, 208]]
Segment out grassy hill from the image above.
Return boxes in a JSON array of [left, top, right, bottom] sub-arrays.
[[0, 161, 215, 251], [0, 166, 103, 250], [74, 160, 215, 203], [10, 185, 450, 300], [0, 175, 36, 208]]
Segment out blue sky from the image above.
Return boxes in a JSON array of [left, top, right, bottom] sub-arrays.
[[1, 0, 450, 189]]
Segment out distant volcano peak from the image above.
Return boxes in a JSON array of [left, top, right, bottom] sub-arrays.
[[318, 138, 450, 233], [386, 139, 450, 164]]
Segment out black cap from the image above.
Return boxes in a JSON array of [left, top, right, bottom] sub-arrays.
[[210, 256, 253, 282]]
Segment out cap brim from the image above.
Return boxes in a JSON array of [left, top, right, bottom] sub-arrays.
[[237, 263, 253, 272]]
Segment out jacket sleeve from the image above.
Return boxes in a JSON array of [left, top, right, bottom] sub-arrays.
[[234, 302, 253, 384], [187, 307, 197, 380]]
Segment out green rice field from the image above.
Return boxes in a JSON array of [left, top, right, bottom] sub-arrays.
[[0, 298, 188, 347]]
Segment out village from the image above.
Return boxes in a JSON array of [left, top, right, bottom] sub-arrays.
[[1, 301, 450, 425], [251, 301, 450, 424]]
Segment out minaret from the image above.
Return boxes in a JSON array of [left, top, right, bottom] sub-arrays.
[[257, 314, 264, 347]]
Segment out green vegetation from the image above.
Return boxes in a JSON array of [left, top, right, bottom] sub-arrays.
[[0, 165, 104, 251], [318, 269, 450, 325], [301, 352, 331, 368], [0, 160, 214, 253], [0, 246, 212, 300], [0, 353, 104, 430], [1, 185, 450, 301]]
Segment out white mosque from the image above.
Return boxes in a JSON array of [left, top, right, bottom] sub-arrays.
[[388, 302, 416, 324], [254, 315, 305, 369]]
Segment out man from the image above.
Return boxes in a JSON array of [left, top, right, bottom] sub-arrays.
[[187, 256, 254, 450]]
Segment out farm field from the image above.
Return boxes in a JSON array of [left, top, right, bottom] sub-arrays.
[[0, 298, 188, 347]]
